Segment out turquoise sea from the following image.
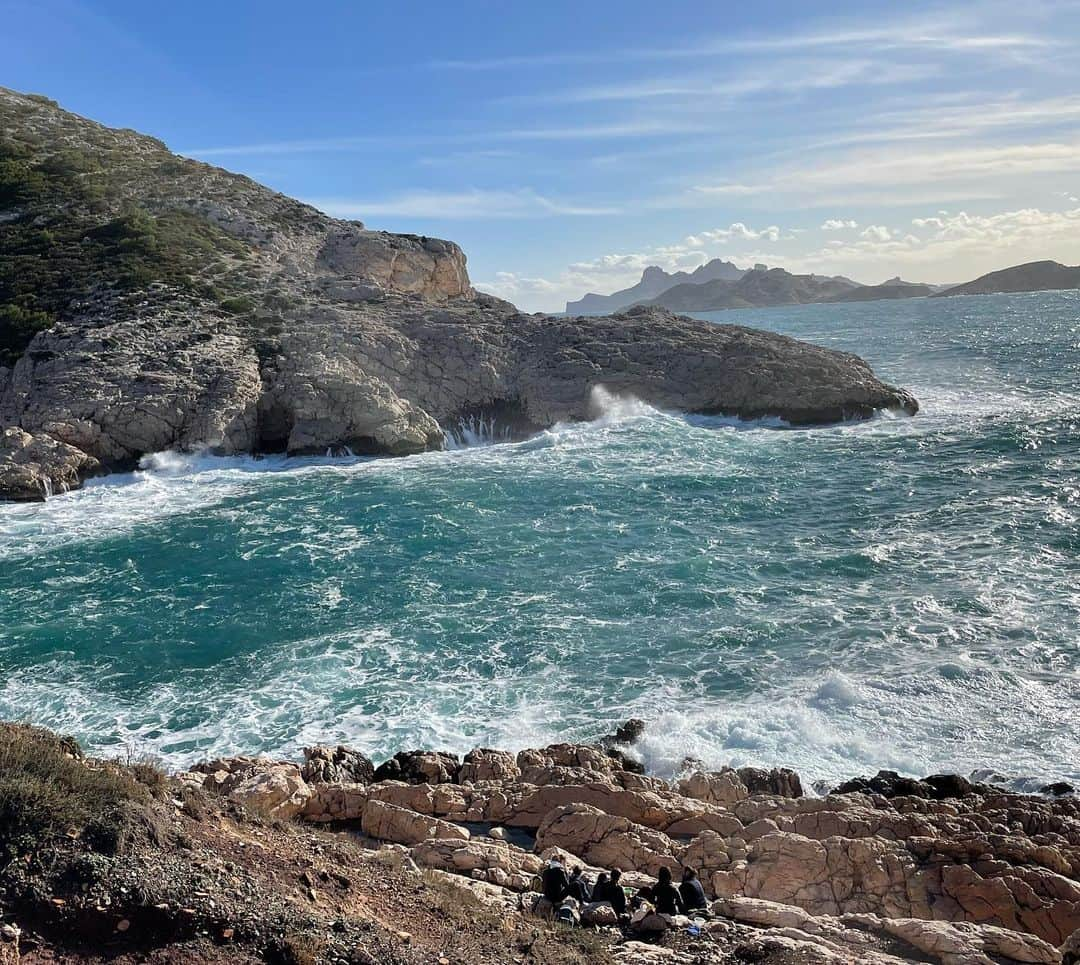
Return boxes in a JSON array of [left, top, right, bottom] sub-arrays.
[[1, 291, 1078, 788]]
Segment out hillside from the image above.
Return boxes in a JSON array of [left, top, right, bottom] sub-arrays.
[[565, 259, 746, 314], [642, 267, 859, 311], [934, 260, 1080, 297], [0, 88, 918, 501]]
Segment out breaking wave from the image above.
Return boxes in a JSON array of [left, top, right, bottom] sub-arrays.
[[1, 292, 1078, 787]]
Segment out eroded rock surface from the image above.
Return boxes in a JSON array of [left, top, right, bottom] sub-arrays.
[[198, 730, 1080, 963], [0, 87, 919, 501]]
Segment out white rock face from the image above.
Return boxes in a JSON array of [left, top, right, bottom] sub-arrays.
[[0, 91, 918, 500]]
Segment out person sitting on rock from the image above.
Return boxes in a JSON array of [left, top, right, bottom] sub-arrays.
[[567, 866, 591, 903], [597, 868, 627, 916], [679, 867, 708, 912], [650, 867, 685, 917], [541, 858, 570, 905]]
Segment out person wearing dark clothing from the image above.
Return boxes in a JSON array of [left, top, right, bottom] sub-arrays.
[[567, 867, 591, 902], [541, 861, 570, 903], [607, 869, 628, 915], [594, 868, 627, 915], [679, 867, 708, 911], [651, 867, 685, 916]]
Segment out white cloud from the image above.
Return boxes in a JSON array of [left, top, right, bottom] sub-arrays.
[[481, 204, 1080, 312], [822, 218, 858, 230], [789, 206, 1080, 279], [685, 222, 782, 245], [860, 225, 892, 241]]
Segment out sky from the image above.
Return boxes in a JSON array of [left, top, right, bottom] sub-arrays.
[[3, 0, 1080, 312]]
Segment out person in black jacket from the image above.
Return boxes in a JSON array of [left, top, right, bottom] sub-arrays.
[[650, 866, 685, 916], [679, 867, 708, 912], [541, 860, 570, 903]]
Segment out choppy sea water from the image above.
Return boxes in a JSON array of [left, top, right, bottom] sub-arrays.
[[1, 292, 1078, 788]]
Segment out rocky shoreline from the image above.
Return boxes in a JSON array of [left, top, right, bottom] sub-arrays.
[[0, 87, 918, 502], [3, 720, 1078, 964]]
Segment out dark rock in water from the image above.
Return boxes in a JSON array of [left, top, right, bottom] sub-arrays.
[[923, 773, 976, 799], [301, 745, 375, 785], [611, 719, 646, 745], [736, 766, 803, 798], [596, 718, 647, 774], [372, 750, 460, 785], [833, 770, 934, 799], [1041, 781, 1075, 797], [834, 770, 984, 801]]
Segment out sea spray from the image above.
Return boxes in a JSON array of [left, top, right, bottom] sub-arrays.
[[1, 293, 1078, 787]]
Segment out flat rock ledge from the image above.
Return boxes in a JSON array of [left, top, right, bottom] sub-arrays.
[[181, 736, 1080, 965]]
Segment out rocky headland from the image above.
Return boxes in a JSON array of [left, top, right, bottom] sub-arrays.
[[0, 88, 917, 501], [2, 720, 1079, 965]]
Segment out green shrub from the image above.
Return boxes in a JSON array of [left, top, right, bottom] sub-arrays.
[[0, 304, 54, 366], [219, 295, 256, 315], [0, 723, 151, 860]]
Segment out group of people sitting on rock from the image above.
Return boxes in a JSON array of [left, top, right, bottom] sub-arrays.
[[536, 859, 709, 929]]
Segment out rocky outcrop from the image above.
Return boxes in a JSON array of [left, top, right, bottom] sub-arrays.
[[300, 744, 375, 785], [194, 730, 1080, 961], [0, 87, 919, 501], [0, 426, 100, 500]]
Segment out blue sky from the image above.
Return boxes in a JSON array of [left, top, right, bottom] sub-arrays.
[[4, 0, 1080, 311]]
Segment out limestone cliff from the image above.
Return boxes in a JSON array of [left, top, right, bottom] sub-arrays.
[[0, 88, 918, 501]]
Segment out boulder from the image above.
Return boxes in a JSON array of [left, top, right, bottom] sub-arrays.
[[736, 766, 804, 798], [372, 750, 460, 785], [1063, 927, 1080, 964], [459, 748, 521, 783], [225, 763, 312, 819], [301, 744, 375, 785], [0, 427, 101, 501], [877, 917, 1061, 964], [360, 800, 469, 846], [534, 803, 682, 876], [581, 901, 619, 926], [410, 836, 543, 886], [678, 770, 750, 807]]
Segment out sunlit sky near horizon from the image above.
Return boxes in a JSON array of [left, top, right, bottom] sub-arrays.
[[4, 0, 1080, 311]]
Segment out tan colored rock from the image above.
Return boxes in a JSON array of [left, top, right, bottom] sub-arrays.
[[410, 836, 543, 884], [878, 917, 1061, 964], [0, 427, 100, 501], [360, 800, 469, 846], [678, 770, 749, 807], [225, 763, 312, 819], [460, 748, 520, 783], [535, 803, 682, 876]]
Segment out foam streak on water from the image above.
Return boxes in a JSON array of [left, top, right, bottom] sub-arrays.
[[1, 292, 1078, 786]]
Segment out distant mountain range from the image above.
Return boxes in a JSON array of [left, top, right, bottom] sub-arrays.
[[565, 258, 745, 314], [565, 260, 1080, 314]]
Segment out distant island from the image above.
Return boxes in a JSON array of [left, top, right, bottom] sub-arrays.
[[930, 260, 1080, 298], [565, 259, 1080, 314]]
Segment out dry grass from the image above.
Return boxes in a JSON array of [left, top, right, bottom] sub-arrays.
[[0, 723, 151, 858]]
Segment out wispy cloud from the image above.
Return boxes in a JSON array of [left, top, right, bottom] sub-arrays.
[[182, 119, 708, 159], [499, 60, 938, 107], [311, 188, 620, 220], [430, 10, 1055, 71]]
